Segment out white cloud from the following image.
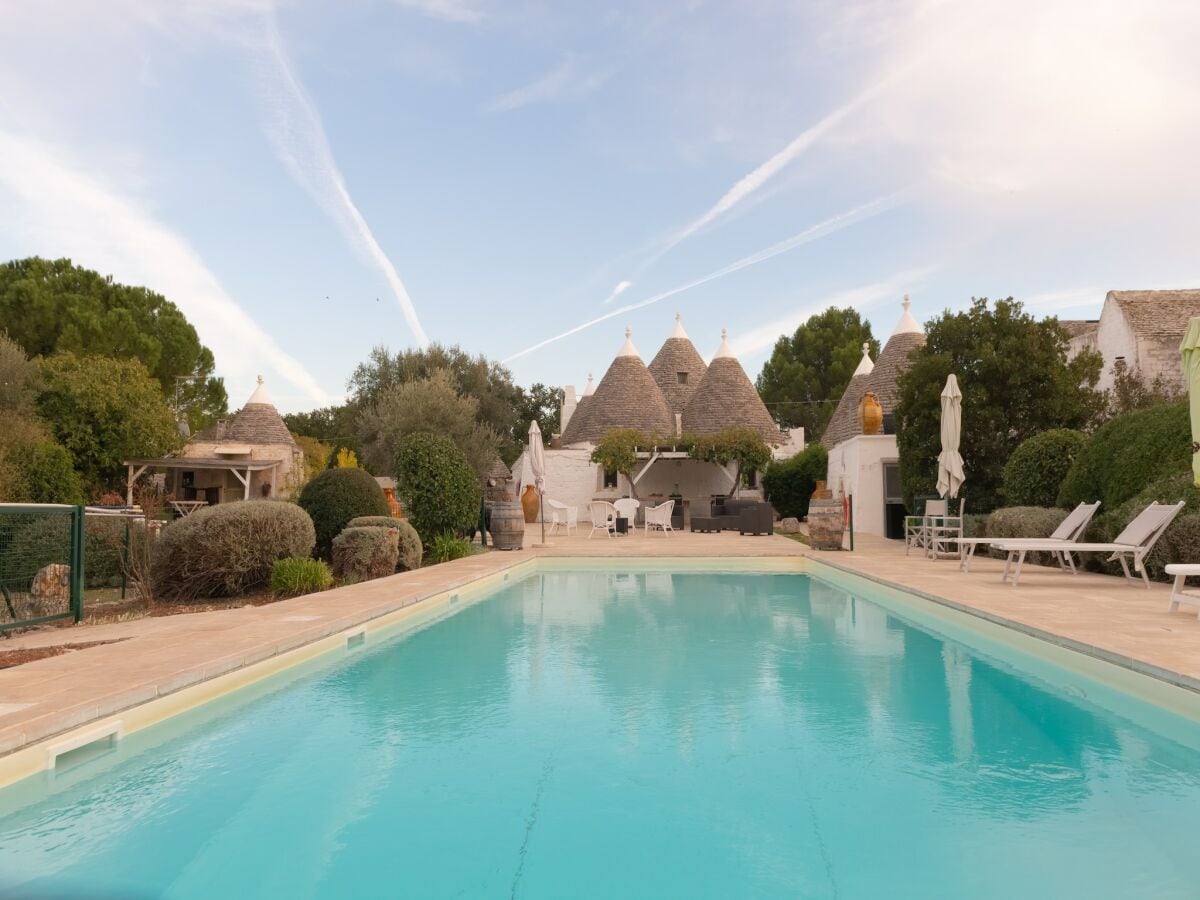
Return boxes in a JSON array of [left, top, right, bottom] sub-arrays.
[[487, 57, 613, 113], [504, 193, 904, 361], [256, 16, 430, 345], [602, 280, 633, 305], [0, 130, 335, 408]]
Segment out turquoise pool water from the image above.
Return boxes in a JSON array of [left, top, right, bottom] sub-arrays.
[[2, 570, 1200, 898]]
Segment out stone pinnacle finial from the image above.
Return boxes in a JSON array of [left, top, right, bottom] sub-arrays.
[[257, 374, 264, 385], [626, 327, 632, 339], [862, 341, 869, 354], [721, 326, 728, 340], [902, 294, 911, 312]]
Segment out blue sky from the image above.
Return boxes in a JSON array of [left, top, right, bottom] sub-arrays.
[[2, 0, 1199, 412]]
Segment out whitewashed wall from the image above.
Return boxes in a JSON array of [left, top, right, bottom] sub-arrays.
[[826, 434, 899, 537]]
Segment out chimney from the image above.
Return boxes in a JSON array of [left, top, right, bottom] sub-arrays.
[[560, 385, 578, 431]]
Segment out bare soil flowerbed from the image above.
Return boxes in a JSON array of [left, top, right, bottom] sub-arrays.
[[0, 640, 124, 670]]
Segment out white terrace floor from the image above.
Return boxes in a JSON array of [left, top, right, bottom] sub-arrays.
[[1, 524, 1199, 761]]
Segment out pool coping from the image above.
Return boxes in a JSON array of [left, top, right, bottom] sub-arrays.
[[807, 555, 1200, 698], [2, 546, 1199, 791]]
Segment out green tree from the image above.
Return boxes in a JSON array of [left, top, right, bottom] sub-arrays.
[[348, 344, 523, 453], [393, 432, 481, 545], [357, 369, 501, 481], [0, 257, 228, 430], [513, 382, 561, 455], [689, 427, 773, 496], [756, 307, 879, 440], [284, 405, 365, 470], [37, 353, 182, 492], [895, 299, 1104, 513], [590, 428, 643, 496]]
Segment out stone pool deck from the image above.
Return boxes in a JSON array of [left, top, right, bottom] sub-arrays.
[[1, 524, 1199, 762]]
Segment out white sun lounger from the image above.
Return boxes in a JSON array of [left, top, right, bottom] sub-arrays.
[[990, 501, 1184, 588], [953, 501, 1100, 573]]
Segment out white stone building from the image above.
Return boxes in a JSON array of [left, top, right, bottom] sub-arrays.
[[512, 316, 803, 523], [125, 377, 305, 505], [1065, 290, 1200, 392], [823, 297, 926, 538]]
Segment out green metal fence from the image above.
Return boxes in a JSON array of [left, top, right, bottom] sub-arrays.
[[0, 504, 84, 631]]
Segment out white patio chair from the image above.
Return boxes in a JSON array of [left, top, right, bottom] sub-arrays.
[[588, 501, 616, 539], [990, 501, 1184, 588], [905, 499, 946, 555], [926, 497, 966, 559], [644, 500, 675, 536], [613, 497, 640, 530], [546, 499, 578, 536]]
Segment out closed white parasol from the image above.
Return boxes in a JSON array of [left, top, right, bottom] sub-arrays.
[[937, 374, 965, 499]]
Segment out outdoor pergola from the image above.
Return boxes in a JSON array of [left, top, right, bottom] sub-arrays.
[[124, 457, 283, 506]]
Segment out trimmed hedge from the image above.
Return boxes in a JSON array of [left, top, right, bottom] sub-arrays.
[[151, 500, 316, 601], [393, 433, 480, 546], [271, 557, 333, 597], [331, 526, 399, 582], [762, 444, 828, 520], [347, 516, 422, 571], [1001, 429, 1086, 508], [1058, 400, 1191, 509], [985, 506, 1068, 566], [297, 467, 391, 559]]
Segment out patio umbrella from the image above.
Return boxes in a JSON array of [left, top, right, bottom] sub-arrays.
[[1182, 316, 1200, 487], [528, 420, 547, 545], [937, 373, 965, 499]]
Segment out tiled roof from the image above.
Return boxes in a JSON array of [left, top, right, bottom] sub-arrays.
[[863, 331, 925, 416], [559, 353, 674, 444], [648, 337, 708, 416], [194, 403, 297, 446], [821, 372, 872, 449], [1059, 319, 1099, 340], [1109, 290, 1200, 339]]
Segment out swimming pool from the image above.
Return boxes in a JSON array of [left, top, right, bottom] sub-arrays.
[[1, 567, 1199, 897]]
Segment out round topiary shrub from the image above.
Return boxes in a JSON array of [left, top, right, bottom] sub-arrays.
[[151, 500, 316, 601], [297, 467, 391, 559], [1001, 429, 1087, 508], [1058, 400, 1191, 509], [393, 433, 480, 547], [347, 516, 422, 571], [762, 444, 828, 520], [331, 526, 399, 582]]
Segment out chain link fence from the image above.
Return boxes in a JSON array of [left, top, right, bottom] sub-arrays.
[[0, 504, 84, 631]]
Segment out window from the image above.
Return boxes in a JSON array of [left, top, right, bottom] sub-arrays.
[[744, 468, 758, 489], [677, 371, 688, 384], [602, 468, 618, 489]]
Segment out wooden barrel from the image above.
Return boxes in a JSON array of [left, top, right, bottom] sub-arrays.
[[807, 499, 845, 551], [490, 500, 525, 551]]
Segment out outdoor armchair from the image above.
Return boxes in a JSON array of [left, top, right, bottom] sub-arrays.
[[989, 501, 1183, 588], [588, 501, 616, 539], [644, 500, 675, 536], [547, 499, 578, 536]]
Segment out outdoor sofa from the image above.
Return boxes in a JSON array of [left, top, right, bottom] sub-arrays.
[[709, 498, 773, 534]]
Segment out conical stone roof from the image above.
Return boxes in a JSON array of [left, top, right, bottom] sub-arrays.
[[864, 296, 925, 418], [194, 376, 297, 445], [682, 330, 783, 444], [648, 313, 708, 416], [822, 344, 875, 449], [559, 329, 674, 444]]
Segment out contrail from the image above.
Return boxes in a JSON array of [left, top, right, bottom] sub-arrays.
[[258, 17, 430, 345], [645, 79, 891, 267], [504, 192, 905, 362]]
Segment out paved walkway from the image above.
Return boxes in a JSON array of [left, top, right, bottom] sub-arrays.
[[2, 523, 1199, 762]]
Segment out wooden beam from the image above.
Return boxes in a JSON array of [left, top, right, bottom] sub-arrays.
[[126, 464, 148, 506]]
